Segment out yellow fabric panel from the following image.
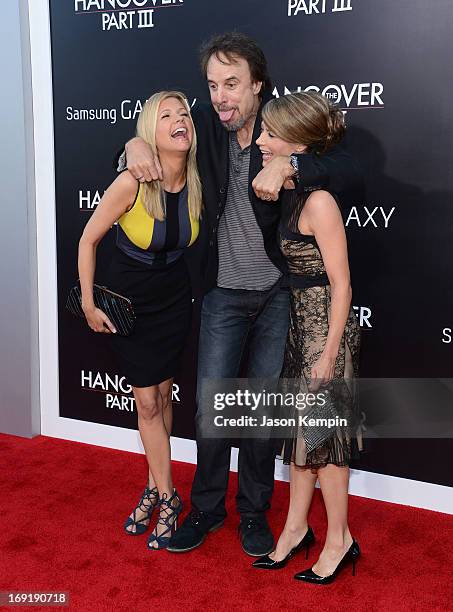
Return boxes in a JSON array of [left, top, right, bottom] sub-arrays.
[[118, 186, 154, 250], [188, 205, 199, 247]]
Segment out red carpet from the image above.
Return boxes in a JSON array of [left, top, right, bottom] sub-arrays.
[[0, 434, 452, 611]]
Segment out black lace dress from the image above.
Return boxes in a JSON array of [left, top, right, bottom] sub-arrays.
[[279, 191, 362, 469]]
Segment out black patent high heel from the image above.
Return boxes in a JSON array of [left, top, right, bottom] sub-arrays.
[[147, 489, 183, 551], [252, 527, 315, 570], [294, 539, 360, 584]]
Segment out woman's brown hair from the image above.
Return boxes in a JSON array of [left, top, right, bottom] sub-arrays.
[[262, 91, 345, 154]]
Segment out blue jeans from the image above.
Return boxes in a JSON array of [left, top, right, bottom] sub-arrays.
[[190, 285, 290, 520]]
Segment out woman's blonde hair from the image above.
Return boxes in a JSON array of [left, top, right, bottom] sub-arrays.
[[136, 91, 202, 221], [262, 91, 345, 154]]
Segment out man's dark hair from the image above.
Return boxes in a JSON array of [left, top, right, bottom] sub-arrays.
[[199, 32, 272, 96]]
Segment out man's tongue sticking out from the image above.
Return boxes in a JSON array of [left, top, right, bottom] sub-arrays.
[[219, 108, 235, 122]]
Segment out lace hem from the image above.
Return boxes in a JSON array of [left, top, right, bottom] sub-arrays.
[[281, 430, 362, 471]]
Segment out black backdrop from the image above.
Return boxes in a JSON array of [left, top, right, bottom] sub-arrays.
[[49, 0, 453, 487]]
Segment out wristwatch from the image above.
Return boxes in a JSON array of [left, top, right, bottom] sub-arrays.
[[289, 154, 300, 184]]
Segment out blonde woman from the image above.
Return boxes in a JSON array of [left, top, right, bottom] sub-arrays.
[[253, 92, 361, 583], [78, 91, 202, 550]]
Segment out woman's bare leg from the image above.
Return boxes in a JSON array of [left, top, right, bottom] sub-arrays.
[[311, 464, 353, 576], [147, 378, 173, 487], [269, 464, 318, 561], [126, 381, 173, 534]]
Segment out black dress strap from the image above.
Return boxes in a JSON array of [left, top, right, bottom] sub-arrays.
[[287, 272, 330, 289]]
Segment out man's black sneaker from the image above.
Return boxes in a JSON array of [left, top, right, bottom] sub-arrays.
[[166, 509, 224, 553], [239, 516, 274, 557]]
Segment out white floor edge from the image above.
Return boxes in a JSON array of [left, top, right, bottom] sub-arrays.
[[40, 420, 453, 515]]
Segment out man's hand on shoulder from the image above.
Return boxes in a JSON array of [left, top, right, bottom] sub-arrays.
[[252, 155, 295, 201], [125, 137, 163, 183]]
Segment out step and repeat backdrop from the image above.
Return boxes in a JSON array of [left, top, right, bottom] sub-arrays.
[[49, 0, 453, 487]]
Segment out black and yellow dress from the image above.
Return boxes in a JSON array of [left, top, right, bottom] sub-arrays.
[[106, 183, 199, 388]]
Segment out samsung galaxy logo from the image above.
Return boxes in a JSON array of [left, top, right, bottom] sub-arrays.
[[66, 99, 195, 125], [66, 100, 143, 124], [66, 106, 117, 124], [346, 206, 396, 229]]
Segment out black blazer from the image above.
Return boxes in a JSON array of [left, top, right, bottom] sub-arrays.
[[190, 89, 363, 294]]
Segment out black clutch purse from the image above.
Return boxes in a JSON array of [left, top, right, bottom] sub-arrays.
[[66, 282, 136, 336]]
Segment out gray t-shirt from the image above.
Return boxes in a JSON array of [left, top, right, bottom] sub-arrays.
[[217, 133, 281, 290]]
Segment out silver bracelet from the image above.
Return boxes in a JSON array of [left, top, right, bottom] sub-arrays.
[[117, 150, 127, 173]]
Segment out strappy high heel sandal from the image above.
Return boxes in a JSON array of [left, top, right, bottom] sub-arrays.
[[147, 489, 183, 550], [124, 485, 159, 536]]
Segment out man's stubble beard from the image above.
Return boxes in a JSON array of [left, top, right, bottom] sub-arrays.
[[220, 107, 258, 133], [220, 115, 247, 132]]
